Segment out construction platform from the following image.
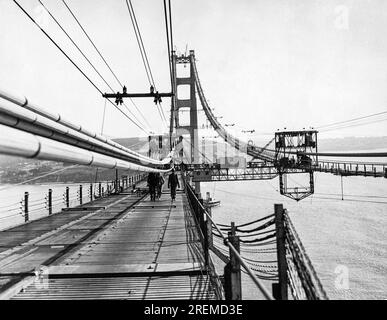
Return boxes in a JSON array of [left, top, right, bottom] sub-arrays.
[[0, 182, 217, 300]]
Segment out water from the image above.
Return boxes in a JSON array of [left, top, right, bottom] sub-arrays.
[[201, 172, 387, 300], [0, 173, 385, 299], [0, 182, 110, 231]]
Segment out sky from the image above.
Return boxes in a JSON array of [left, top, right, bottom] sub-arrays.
[[1, 0, 387, 142]]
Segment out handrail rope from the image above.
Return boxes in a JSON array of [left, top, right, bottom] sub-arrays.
[[0, 207, 22, 214], [0, 201, 23, 209], [287, 261, 307, 299], [239, 233, 276, 244], [216, 213, 275, 228], [213, 244, 278, 276], [184, 179, 273, 300], [235, 219, 275, 233], [240, 255, 278, 264], [246, 262, 278, 270], [240, 247, 277, 254], [0, 213, 23, 220], [284, 222, 327, 300], [240, 239, 277, 247], [284, 213, 328, 299], [237, 228, 276, 238], [240, 268, 278, 280], [213, 227, 276, 238], [285, 244, 314, 299]]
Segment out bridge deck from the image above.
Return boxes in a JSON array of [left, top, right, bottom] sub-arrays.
[[0, 183, 215, 300]]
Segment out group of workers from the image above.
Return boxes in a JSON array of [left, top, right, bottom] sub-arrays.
[[147, 168, 180, 202]]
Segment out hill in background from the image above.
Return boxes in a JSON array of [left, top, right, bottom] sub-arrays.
[[0, 136, 385, 184]]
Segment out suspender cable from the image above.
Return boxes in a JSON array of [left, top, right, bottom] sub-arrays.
[[39, 0, 148, 132], [61, 0, 152, 130], [13, 0, 148, 135], [125, 0, 155, 86], [124, 0, 167, 126]]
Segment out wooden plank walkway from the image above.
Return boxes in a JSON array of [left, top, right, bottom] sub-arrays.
[[0, 181, 216, 300]]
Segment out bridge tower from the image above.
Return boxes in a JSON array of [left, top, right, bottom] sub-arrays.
[[171, 50, 201, 194]]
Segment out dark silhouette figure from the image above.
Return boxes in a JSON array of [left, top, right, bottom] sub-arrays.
[[167, 168, 180, 201], [156, 173, 165, 200], [147, 172, 157, 201]]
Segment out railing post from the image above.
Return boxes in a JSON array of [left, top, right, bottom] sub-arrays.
[[48, 189, 52, 215], [89, 183, 93, 202], [24, 191, 29, 222], [199, 198, 209, 267], [274, 204, 288, 300], [98, 182, 102, 197], [384, 168, 387, 178], [115, 169, 119, 194], [79, 185, 83, 205], [206, 205, 213, 249], [224, 222, 242, 300], [65, 187, 70, 208]]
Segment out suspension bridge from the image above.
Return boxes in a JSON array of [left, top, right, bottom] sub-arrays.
[[0, 0, 386, 300]]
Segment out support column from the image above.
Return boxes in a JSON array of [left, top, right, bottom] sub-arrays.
[[115, 169, 119, 194], [48, 189, 52, 215], [79, 185, 83, 205], [172, 50, 201, 195], [205, 201, 213, 249], [274, 204, 288, 300], [24, 191, 29, 222], [224, 222, 242, 300], [65, 187, 70, 208]]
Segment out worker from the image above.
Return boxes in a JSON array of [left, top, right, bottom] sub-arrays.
[[147, 172, 157, 201], [167, 168, 180, 202], [156, 173, 165, 200]]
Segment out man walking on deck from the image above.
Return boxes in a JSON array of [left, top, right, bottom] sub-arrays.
[[156, 173, 165, 200], [167, 168, 180, 202], [147, 172, 157, 201]]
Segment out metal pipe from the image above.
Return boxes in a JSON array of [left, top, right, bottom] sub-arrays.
[[0, 124, 171, 173], [0, 88, 173, 166], [0, 99, 171, 167]]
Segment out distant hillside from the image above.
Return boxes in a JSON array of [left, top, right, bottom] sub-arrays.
[[0, 135, 385, 184], [318, 136, 387, 151]]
